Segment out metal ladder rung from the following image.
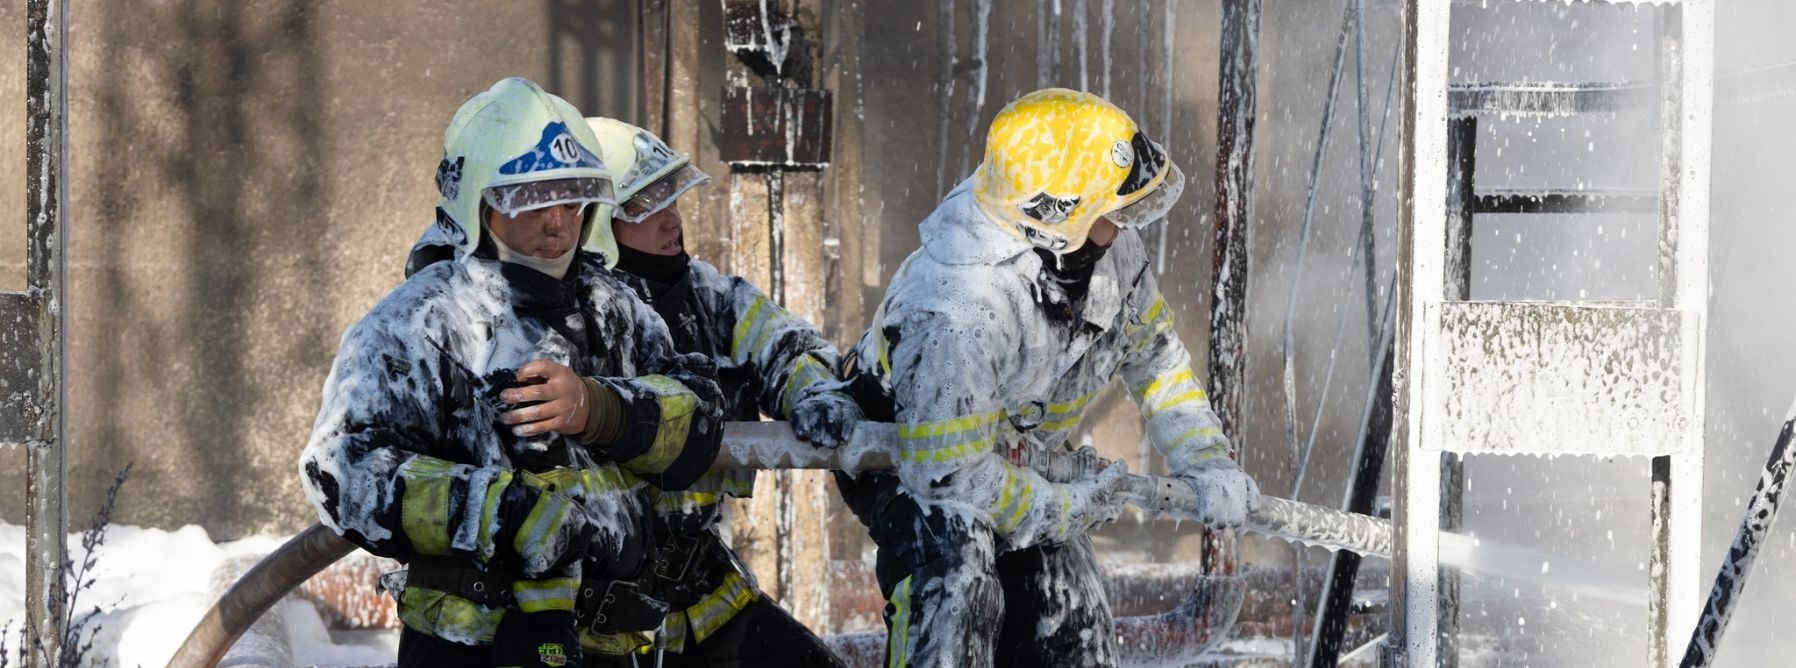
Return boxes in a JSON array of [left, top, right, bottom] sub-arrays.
[[1474, 188, 1658, 215], [1450, 81, 1654, 116]]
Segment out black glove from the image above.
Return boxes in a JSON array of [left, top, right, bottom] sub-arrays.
[[495, 478, 597, 578], [789, 389, 863, 448], [664, 352, 726, 419], [490, 607, 581, 668]]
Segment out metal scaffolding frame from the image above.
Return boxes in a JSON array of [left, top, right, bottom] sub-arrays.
[[1386, 2, 1712, 667]]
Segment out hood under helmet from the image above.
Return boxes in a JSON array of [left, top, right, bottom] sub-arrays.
[[433, 77, 621, 267]]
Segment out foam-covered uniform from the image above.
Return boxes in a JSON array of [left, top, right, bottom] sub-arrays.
[[592, 116, 846, 666], [611, 251, 845, 666], [825, 89, 1259, 667], [298, 78, 723, 667]]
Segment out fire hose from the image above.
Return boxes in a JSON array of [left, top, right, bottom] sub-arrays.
[[167, 421, 1392, 668]]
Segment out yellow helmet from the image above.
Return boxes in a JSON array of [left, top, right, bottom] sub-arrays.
[[972, 88, 1184, 253]]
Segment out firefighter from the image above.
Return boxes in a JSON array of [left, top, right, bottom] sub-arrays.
[[812, 88, 1262, 666], [299, 77, 724, 667], [590, 116, 850, 667]]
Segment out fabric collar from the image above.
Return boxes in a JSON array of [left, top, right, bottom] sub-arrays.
[[486, 223, 577, 279], [919, 178, 1036, 266], [615, 244, 693, 285]]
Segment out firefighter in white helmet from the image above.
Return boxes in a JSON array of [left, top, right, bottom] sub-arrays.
[[588, 115, 850, 666], [802, 88, 1261, 666], [302, 77, 726, 667]]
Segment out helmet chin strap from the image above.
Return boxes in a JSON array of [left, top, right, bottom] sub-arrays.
[[486, 223, 577, 279]]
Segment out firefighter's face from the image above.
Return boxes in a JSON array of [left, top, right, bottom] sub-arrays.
[[1089, 216, 1119, 246], [612, 204, 685, 256], [486, 203, 585, 258]]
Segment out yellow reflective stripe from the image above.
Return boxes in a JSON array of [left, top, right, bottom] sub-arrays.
[[779, 355, 834, 416], [1127, 295, 1173, 350], [887, 575, 914, 668], [396, 586, 504, 645], [476, 470, 514, 553], [1134, 368, 1195, 403], [575, 466, 638, 496], [1152, 389, 1208, 414], [732, 296, 769, 358], [398, 458, 455, 556], [1141, 294, 1167, 326], [516, 488, 571, 559], [687, 572, 758, 643], [625, 375, 699, 474], [897, 410, 1004, 465], [1039, 393, 1096, 433], [897, 410, 1006, 439], [731, 294, 790, 366], [512, 577, 579, 613], [657, 612, 690, 653], [991, 467, 1033, 533], [721, 470, 756, 497], [578, 628, 652, 656], [533, 467, 579, 490], [655, 489, 721, 513], [899, 437, 993, 465], [1168, 425, 1228, 460]]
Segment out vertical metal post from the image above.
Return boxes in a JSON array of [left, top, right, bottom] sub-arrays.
[[1209, 0, 1260, 593], [1386, 0, 1449, 664], [1651, 3, 1712, 666], [1436, 114, 1477, 668], [23, 0, 70, 664], [1210, 0, 1259, 454]]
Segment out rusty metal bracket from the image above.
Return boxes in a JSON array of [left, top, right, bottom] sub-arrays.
[[0, 292, 40, 443]]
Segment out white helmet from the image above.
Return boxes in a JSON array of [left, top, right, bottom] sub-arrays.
[[585, 117, 710, 223], [433, 78, 621, 266]]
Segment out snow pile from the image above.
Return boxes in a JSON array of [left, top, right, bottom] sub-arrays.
[[0, 522, 395, 667]]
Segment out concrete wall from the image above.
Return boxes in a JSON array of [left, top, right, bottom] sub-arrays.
[[0, 1, 640, 538]]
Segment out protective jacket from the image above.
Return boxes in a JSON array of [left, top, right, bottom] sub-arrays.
[[299, 246, 722, 652], [612, 252, 844, 659], [836, 180, 1239, 666], [847, 179, 1232, 549]]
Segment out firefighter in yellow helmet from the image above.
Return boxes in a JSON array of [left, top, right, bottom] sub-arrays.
[[302, 78, 727, 667], [811, 88, 1261, 666]]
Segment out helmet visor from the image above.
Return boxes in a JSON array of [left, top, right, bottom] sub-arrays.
[[615, 164, 710, 223], [1106, 162, 1185, 229], [482, 177, 616, 218]]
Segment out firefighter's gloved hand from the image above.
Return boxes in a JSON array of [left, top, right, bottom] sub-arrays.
[[665, 352, 724, 407], [1059, 459, 1131, 540], [1178, 459, 1261, 529], [790, 390, 862, 448], [498, 476, 597, 579], [490, 607, 581, 668]]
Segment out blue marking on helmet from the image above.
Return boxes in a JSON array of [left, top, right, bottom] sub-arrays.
[[498, 121, 604, 176]]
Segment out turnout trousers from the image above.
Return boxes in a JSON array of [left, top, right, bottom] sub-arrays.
[[842, 472, 1118, 668]]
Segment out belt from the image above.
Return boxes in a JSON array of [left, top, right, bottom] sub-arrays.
[[404, 556, 517, 608]]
